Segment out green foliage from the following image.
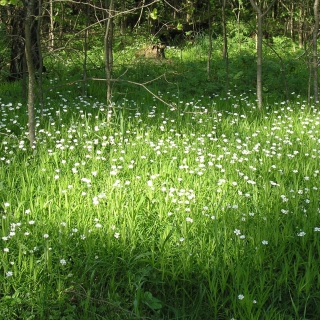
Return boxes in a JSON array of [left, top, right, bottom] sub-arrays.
[[2, 73, 320, 319], [149, 8, 158, 20], [0, 0, 21, 5]]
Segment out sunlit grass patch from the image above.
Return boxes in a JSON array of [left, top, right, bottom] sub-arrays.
[[1, 93, 320, 319]]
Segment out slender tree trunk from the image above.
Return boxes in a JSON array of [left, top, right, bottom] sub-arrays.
[[236, 1, 242, 52], [120, 1, 126, 35], [299, 7, 304, 49], [24, 0, 36, 147], [291, 3, 295, 51], [37, 0, 44, 113], [313, 0, 319, 102], [104, 0, 114, 117], [59, 2, 64, 47], [22, 54, 27, 104], [249, 0, 276, 109], [186, 0, 193, 23], [82, 4, 90, 97], [49, 0, 54, 50], [256, 13, 263, 108], [308, 54, 312, 105], [206, 0, 212, 80], [221, 0, 229, 96], [8, 6, 24, 81]]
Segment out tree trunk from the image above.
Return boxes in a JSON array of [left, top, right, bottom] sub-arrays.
[[206, 0, 212, 80], [313, 0, 319, 102], [290, 3, 295, 51], [8, 6, 25, 81], [104, 0, 114, 113], [37, 0, 44, 113], [186, 0, 193, 23], [49, 0, 54, 50], [299, 6, 305, 49], [249, 0, 276, 109], [256, 12, 263, 108], [221, 0, 229, 96], [82, 4, 90, 97], [24, 0, 37, 147]]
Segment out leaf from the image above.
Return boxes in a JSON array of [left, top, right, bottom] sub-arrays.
[[142, 291, 162, 310], [177, 22, 183, 30], [0, 0, 20, 5], [150, 8, 157, 20], [159, 226, 174, 252]]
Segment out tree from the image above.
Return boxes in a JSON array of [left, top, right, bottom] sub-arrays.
[[249, 0, 276, 109], [0, 0, 40, 147], [221, 0, 229, 97], [104, 0, 114, 106], [23, 0, 37, 147], [313, 0, 319, 102]]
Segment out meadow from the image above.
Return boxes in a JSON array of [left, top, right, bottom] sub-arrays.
[[1, 37, 320, 319]]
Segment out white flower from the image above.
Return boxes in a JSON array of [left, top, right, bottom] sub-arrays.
[[238, 294, 244, 300], [262, 240, 268, 245], [186, 217, 193, 223], [314, 227, 320, 232], [114, 232, 120, 238], [4, 248, 9, 252], [234, 229, 241, 236], [43, 234, 49, 239], [4, 202, 10, 207], [6, 271, 13, 277], [29, 220, 35, 225], [60, 259, 67, 265], [95, 223, 102, 228], [297, 231, 306, 237]]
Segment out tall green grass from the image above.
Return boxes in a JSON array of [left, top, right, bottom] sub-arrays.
[[1, 89, 320, 319]]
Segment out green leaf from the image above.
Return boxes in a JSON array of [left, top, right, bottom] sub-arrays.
[[142, 291, 162, 310], [177, 22, 183, 30], [150, 8, 157, 20], [0, 0, 20, 5]]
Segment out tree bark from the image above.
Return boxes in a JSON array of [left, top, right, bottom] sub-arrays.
[[299, 6, 305, 49], [24, 0, 37, 147], [249, 0, 276, 109], [104, 0, 114, 114], [313, 0, 319, 102], [7, 5, 25, 81], [206, 0, 212, 80], [82, 3, 90, 97], [37, 0, 44, 113], [221, 0, 229, 96], [49, 0, 54, 50]]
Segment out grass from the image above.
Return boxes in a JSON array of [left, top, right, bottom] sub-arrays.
[[1, 91, 320, 319], [1, 36, 320, 319]]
